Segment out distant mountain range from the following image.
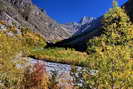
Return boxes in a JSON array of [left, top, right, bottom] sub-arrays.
[[63, 16, 102, 36], [0, 0, 132, 43]]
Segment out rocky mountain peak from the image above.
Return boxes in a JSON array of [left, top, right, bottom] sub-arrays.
[[79, 16, 95, 25], [63, 16, 101, 35]]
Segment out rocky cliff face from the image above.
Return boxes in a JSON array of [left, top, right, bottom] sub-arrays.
[[0, 0, 71, 41], [7, 0, 32, 8]]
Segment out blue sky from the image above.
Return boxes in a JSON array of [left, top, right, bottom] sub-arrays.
[[32, 0, 128, 23]]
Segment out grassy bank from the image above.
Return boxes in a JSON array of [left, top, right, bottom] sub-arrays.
[[29, 48, 89, 66]]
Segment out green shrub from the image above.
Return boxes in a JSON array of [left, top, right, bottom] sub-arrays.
[[21, 27, 46, 49], [85, 45, 133, 89]]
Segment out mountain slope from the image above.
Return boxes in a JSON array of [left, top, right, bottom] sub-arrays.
[[52, 17, 102, 51], [124, 0, 133, 22], [0, 0, 71, 41]]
